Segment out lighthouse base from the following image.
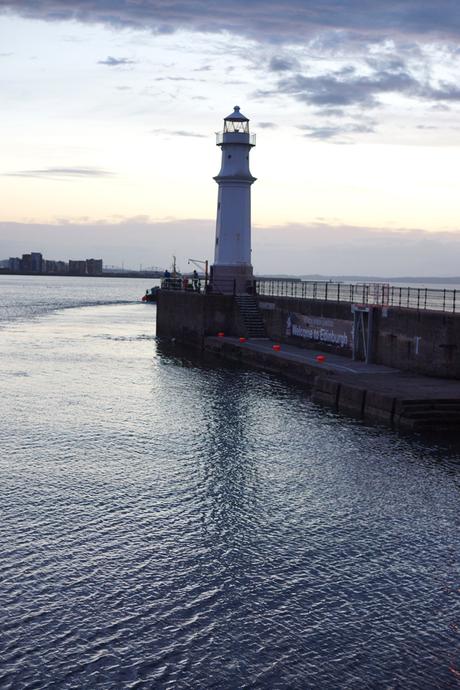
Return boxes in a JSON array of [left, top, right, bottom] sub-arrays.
[[211, 264, 254, 295]]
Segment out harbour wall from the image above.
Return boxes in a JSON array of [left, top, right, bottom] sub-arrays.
[[202, 338, 428, 431], [156, 291, 460, 379], [256, 296, 460, 379]]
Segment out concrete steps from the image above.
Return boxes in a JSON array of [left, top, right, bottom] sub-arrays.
[[396, 399, 460, 430], [235, 295, 267, 338]]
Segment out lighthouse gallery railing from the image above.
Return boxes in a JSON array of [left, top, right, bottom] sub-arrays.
[[254, 279, 459, 313], [215, 132, 256, 146]]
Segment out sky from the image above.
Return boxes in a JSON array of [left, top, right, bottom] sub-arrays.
[[1, 0, 460, 275]]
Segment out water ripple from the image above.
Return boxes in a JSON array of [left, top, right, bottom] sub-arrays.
[[0, 280, 459, 688]]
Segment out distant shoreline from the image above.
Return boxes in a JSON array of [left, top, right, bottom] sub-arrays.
[[0, 270, 163, 279], [2, 270, 460, 285], [261, 274, 460, 285]]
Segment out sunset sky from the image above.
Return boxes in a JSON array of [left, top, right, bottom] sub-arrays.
[[1, 1, 460, 275]]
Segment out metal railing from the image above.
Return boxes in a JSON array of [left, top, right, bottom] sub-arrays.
[[161, 277, 256, 296], [255, 279, 459, 313], [161, 278, 203, 292]]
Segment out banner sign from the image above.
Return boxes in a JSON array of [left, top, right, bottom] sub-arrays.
[[286, 312, 353, 349]]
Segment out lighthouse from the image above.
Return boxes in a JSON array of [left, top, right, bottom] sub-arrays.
[[212, 106, 256, 293]]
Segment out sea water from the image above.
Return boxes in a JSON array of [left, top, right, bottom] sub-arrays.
[[0, 275, 459, 689]]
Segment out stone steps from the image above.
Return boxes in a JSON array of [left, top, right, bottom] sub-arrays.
[[396, 399, 460, 429], [235, 296, 267, 338]]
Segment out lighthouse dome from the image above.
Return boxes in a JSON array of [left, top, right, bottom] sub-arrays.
[[224, 105, 249, 122]]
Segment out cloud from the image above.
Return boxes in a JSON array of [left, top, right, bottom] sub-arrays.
[[0, 218, 215, 270], [423, 81, 460, 102], [2, 1, 460, 45], [256, 122, 278, 129], [297, 122, 375, 140], [269, 55, 300, 72], [4, 167, 114, 179], [97, 56, 135, 66], [267, 66, 420, 108], [150, 128, 206, 138], [2, 218, 460, 277], [4, 0, 460, 125], [152, 76, 203, 82], [255, 57, 460, 114], [253, 222, 460, 276]]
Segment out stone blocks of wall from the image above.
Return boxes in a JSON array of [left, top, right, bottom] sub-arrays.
[[156, 290, 245, 345], [373, 308, 460, 378]]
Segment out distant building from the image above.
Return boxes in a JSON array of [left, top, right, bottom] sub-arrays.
[[21, 254, 32, 272], [31, 252, 43, 273], [6, 252, 102, 275], [44, 259, 67, 273], [9, 257, 21, 272], [86, 258, 103, 275], [44, 259, 57, 273], [69, 260, 87, 275]]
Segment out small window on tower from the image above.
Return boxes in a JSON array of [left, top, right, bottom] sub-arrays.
[[227, 154, 232, 159], [216, 238, 219, 245]]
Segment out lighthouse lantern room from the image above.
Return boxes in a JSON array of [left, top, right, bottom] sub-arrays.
[[212, 106, 256, 294]]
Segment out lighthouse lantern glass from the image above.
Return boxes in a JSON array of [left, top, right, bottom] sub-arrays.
[[223, 120, 249, 134]]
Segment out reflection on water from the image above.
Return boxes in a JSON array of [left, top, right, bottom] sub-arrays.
[[0, 277, 459, 689]]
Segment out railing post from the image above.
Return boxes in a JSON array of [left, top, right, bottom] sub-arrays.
[[337, 283, 341, 302], [424, 288, 427, 309], [325, 282, 328, 301], [417, 288, 420, 310], [454, 290, 457, 313], [443, 289, 446, 311]]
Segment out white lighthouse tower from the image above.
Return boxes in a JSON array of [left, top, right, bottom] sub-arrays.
[[212, 106, 256, 293]]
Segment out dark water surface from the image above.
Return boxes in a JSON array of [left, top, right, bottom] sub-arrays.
[[1, 276, 459, 689]]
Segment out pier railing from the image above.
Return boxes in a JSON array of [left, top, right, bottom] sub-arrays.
[[255, 279, 459, 313]]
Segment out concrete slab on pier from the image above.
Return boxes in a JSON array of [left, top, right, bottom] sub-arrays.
[[205, 336, 460, 431]]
